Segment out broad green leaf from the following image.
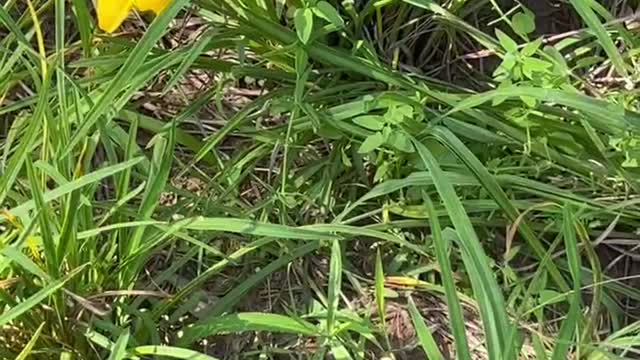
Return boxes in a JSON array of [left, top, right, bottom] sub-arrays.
[[295, 8, 314, 44], [358, 133, 384, 153], [313, 1, 344, 28], [496, 29, 518, 53], [330, 341, 353, 360], [512, 11, 535, 36], [387, 132, 414, 153], [353, 115, 384, 130], [522, 38, 542, 56]]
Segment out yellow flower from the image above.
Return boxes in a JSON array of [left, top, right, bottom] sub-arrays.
[[97, 0, 171, 33]]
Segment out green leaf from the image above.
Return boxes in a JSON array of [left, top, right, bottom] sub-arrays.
[[106, 330, 130, 360], [568, 0, 628, 78], [63, 0, 190, 154], [0, 266, 85, 328], [313, 1, 344, 28], [181, 313, 318, 344], [421, 194, 472, 360], [520, 95, 537, 108], [353, 115, 384, 130], [496, 29, 518, 53], [412, 134, 513, 358], [375, 249, 386, 329], [330, 341, 353, 360], [522, 57, 552, 78], [358, 132, 384, 153], [9, 157, 144, 219], [184, 217, 338, 240], [295, 8, 314, 44], [521, 38, 542, 56], [512, 11, 535, 36], [539, 289, 565, 306], [327, 240, 342, 334], [552, 207, 582, 359], [132, 346, 219, 360], [15, 323, 45, 360], [387, 132, 414, 153], [408, 297, 444, 360]]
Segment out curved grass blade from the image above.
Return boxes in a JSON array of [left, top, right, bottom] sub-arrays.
[[569, 0, 628, 79], [430, 126, 568, 291], [15, 322, 45, 360], [0, 265, 85, 327], [408, 296, 444, 360], [181, 313, 318, 345], [132, 346, 219, 360], [187, 217, 339, 240], [411, 135, 512, 359], [423, 194, 471, 360], [63, 0, 191, 154], [203, 241, 320, 317], [8, 157, 144, 219]]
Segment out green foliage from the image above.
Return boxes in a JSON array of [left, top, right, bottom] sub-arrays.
[[1, 0, 640, 359]]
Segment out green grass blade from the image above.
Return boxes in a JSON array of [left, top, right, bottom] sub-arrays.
[[552, 206, 583, 359], [15, 322, 45, 360], [374, 248, 386, 333], [186, 218, 339, 240], [412, 135, 511, 359], [63, 0, 190, 154], [407, 296, 444, 360], [1, 246, 49, 280], [203, 241, 320, 317], [8, 157, 144, 218], [181, 313, 318, 345], [106, 330, 130, 360], [446, 87, 639, 132], [124, 126, 175, 257], [423, 194, 472, 360], [0, 265, 85, 327], [132, 346, 219, 360], [327, 239, 342, 335], [430, 126, 568, 291], [568, 0, 628, 79]]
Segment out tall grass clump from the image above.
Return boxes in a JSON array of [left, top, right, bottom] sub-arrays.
[[1, 0, 640, 358]]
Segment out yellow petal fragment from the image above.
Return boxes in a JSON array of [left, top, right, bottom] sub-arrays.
[[133, 0, 171, 14], [97, 0, 134, 33]]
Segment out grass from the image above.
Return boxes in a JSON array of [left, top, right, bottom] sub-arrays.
[[1, 0, 640, 358]]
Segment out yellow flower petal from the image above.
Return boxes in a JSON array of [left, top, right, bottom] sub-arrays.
[[133, 0, 171, 14], [97, 0, 134, 33]]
